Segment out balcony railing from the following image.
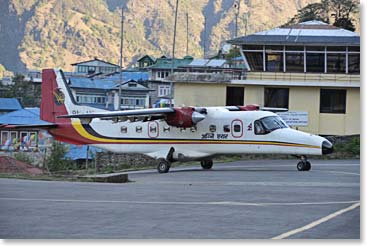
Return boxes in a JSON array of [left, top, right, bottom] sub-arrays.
[[245, 72, 360, 83]]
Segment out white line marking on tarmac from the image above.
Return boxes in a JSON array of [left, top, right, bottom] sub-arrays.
[[320, 170, 360, 176], [0, 197, 359, 207], [271, 202, 360, 239]]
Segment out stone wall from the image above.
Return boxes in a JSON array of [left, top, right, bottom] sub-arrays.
[[95, 152, 157, 171]]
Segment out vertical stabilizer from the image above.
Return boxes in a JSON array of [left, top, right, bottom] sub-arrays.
[[40, 69, 104, 123]]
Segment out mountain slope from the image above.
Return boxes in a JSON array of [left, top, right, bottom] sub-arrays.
[[0, 0, 358, 73]]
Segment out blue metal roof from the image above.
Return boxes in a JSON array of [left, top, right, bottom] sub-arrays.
[[65, 145, 102, 160], [69, 77, 117, 90], [103, 72, 149, 82], [0, 108, 51, 125], [69, 72, 149, 90], [0, 98, 22, 111]]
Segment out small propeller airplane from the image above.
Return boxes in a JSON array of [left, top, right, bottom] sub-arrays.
[[3, 69, 334, 173]]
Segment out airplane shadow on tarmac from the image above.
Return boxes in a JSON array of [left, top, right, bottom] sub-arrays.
[[169, 167, 298, 173]]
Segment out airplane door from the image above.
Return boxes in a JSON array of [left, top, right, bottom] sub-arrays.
[[231, 119, 243, 138], [148, 121, 159, 138]]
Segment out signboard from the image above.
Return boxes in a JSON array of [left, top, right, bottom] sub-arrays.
[[277, 111, 308, 126]]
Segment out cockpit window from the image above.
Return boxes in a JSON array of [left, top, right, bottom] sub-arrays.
[[254, 116, 288, 135]]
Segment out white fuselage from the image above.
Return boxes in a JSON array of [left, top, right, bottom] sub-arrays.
[[73, 107, 325, 160]]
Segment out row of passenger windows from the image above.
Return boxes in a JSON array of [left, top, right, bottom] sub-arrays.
[[120, 124, 242, 133]]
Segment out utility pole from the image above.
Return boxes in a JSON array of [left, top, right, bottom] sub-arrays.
[[203, 15, 207, 58], [186, 12, 189, 56], [117, 7, 124, 110], [169, 0, 179, 106]]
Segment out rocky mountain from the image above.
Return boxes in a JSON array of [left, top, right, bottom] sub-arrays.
[[0, 0, 359, 73]]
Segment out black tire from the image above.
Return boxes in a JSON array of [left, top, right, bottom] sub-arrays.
[[157, 160, 170, 173], [304, 161, 311, 171], [201, 160, 213, 170], [297, 161, 305, 171]]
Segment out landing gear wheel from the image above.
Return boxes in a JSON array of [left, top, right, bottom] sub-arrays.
[[297, 161, 311, 171], [200, 160, 213, 170], [157, 160, 171, 173], [297, 161, 305, 171], [304, 161, 311, 171]]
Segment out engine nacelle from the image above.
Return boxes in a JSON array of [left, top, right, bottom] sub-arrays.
[[166, 107, 205, 128]]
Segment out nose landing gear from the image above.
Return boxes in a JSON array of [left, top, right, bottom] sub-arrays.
[[297, 155, 311, 171], [200, 160, 213, 170]]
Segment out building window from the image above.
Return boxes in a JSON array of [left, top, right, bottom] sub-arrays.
[[243, 45, 263, 50], [245, 52, 263, 71], [266, 52, 283, 72], [327, 53, 346, 73], [76, 94, 106, 104], [320, 89, 346, 114], [121, 97, 146, 108], [77, 66, 88, 73], [286, 53, 304, 73], [226, 87, 244, 106], [87, 66, 96, 74], [264, 88, 289, 108], [306, 53, 325, 73], [158, 85, 171, 97], [348, 53, 360, 74]]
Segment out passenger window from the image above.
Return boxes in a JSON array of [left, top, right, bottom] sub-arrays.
[[136, 126, 142, 133], [121, 126, 127, 133], [223, 125, 230, 132], [149, 126, 157, 133], [234, 124, 241, 132], [209, 125, 216, 132]]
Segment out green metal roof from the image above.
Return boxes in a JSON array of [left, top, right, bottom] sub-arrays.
[[147, 57, 193, 69]]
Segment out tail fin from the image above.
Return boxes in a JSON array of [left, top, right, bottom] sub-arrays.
[[40, 69, 103, 123]]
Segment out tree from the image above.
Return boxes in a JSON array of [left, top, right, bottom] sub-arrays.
[[284, 0, 358, 31], [4, 74, 41, 107], [45, 141, 73, 172]]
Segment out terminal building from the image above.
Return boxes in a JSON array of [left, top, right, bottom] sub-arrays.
[[173, 21, 360, 136]]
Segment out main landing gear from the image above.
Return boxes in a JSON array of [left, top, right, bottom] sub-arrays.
[[157, 159, 171, 173], [200, 160, 213, 170], [297, 155, 311, 171]]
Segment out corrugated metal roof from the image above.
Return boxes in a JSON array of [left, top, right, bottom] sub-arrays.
[[188, 59, 209, 66], [0, 108, 51, 125], [104, 72, 149, 82], [206, 59, 226, 67], [70, 77, 150, 91], [227, 20, 360, 46], [65, 145, 102, 161], [0, 98, 22, 111], [147, 57, 193, 69], [69, 77, 117, 90]]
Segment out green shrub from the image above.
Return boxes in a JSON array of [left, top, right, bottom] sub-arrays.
[[45, 141, 73, 172], [14, 152, 33, 164]]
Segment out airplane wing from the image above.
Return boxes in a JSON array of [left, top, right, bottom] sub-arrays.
[[58, 107, 206, 128], [58, 107, 175, 119]]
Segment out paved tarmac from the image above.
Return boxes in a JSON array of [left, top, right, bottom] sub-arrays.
[[0, 159, 360, 239]]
